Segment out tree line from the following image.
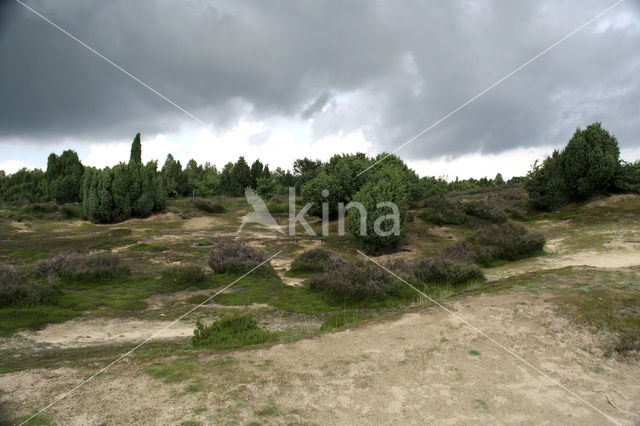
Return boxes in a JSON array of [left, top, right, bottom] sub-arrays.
[[0, 134, 512, 207]]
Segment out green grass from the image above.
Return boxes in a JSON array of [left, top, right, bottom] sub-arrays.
[[128, 243, 168, 252], [0, 306, 80, 337], [192, 314, 278, 350], [8, 249, 49, 259], [554, 284, 640, 354], [145, 359, 193, 383], [320, 311, 368, 331], [214, 278, 339, 313]]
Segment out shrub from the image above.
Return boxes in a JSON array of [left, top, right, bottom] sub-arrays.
[[524, 151, 569, 211], [288, 248, 347, 276], [161, 265, 206, 290], [191, 197, 225, 213], [525, 123, 621, 211], [395, 257, 485, 286], [192, 314, 277, 349], [418, 196, 468, 225], [458, 222, 546, 266], [348, 169, 409, 254], [60, 204, 86, 219], [561, 123, 619, 200], [308, 260, 404, 304], [37, 252, 130, 281], [462, 200, 508, 223], [614, 161, 640, 193], [208, 240, 277, 278], [0, 265, 60, 307]]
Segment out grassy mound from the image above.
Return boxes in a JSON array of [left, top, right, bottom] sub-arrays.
[[208, 240, 277, 278], [160, 264, 207, 291], [451, 221, 545, 266], [191, 197, 225, 214], [288, 248, 347, 277], [192, 314, 277, 350]]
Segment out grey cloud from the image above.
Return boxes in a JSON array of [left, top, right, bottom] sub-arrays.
[[301, 92, 331, 120], [0, 0, 639, 160]]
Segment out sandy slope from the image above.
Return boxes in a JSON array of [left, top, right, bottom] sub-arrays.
[[2, 287, 639, 425]]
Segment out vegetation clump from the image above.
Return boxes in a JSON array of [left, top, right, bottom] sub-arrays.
[[462, 199, 508, 223], [160, 264, 207, 291], [191, 197, 224, 213], [208, 240, 276, 278], [418, 196, 468, 225], [192, 314, 277, 349], [37, 252, 130, 281], [308, 260, 404, 305], [396, 257, 485, 286], [289, 248, 347, 276], [320, 311, 367, 331], [525, 122, 638, 211], [453, 222, 545, 266], [0, 265, 60, 307]]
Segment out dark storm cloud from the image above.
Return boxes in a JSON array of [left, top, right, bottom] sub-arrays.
[[1, 0, 639, 158]]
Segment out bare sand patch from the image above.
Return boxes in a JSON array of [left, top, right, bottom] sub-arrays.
[[10, 318, 194, 349], [2, 289, 638, 424]]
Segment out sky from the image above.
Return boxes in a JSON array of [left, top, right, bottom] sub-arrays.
[[1, 0, 639, 179]]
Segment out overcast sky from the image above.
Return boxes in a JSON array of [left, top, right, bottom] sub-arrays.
[[1, 0, 639, 179]]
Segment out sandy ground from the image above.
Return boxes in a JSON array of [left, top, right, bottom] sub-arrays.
[[1, 288, 639, 425]]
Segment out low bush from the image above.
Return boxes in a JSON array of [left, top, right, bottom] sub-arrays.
[[0, 265, 60, 307], [192, 314, 277, 349], [37, 252, 130, 281], [288, 248, 347, 276], [191, 197, 225, 214], [456, 222, 546, 266], [462, 200, 508, 223], [266, 197, 289, 214], [208, 240, 277, 278], [60, 204, 86, 219], [160, 264, 207, 291], [395, 257, 485, 286], [308, 260, 404, 305], [418, 196, 467, 225]]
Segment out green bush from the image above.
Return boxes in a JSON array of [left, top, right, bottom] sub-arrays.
[[191, 197, 225, 213], [525, 123, 622, 211], [614, 161, 640, 193], [45, 150, 84, 203], [288, 248, 347, 276], [418, 196, 467, 225], [457, 222, 546, 266], [82, 134, 165, 223], [192, 314, 277, 349], [160, 265, 206, 291], [561, 123, 619, 200], [347, 169, 409, 254], [524, 151, 569, 211]]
